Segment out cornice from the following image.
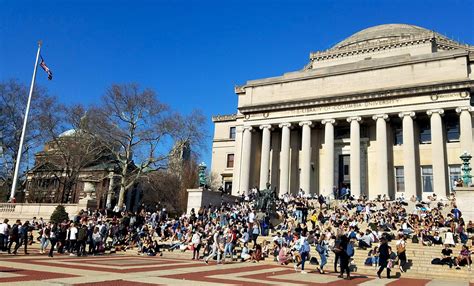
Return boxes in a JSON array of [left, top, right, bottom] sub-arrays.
[[238, 80, 474, 114], [242, 50, 468, 89], [211, 114, 237, 122]]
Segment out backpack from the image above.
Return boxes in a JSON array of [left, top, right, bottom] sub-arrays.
[[301, 241, 310, 253], [411, 235, 419, 244], [346, 243, 355, 257], [332, 239, 342, 253], [431, 258, 442, 265], [310, 257, 319, 265]]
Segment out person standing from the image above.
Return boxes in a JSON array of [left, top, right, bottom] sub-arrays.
[[191, 229, 202, 260], [40, 223, 51, 254], [316, 235, 329, 274], [13, 221, 29, 255], [7, 220, 20, 254], [205, 229, 221, 264], [48, 223, 59, 257], [377, 237, 391, 279], [0, 219, 9, 252], [338, 235, 352, 280], [396, 234, 407, 273], [68, 223, 78, 256]]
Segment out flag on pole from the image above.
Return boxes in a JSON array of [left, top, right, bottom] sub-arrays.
[[40, 55, 53, 80]]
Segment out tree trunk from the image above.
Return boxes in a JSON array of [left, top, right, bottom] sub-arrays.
[[117, 174, 127, 209]]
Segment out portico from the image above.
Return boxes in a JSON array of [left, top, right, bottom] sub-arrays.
[[211, 24, 474, 200]]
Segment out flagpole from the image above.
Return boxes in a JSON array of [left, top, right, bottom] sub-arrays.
[[9, 40, 42, 201]]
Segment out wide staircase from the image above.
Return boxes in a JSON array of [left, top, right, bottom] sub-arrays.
[[253, 228, 473, 281]]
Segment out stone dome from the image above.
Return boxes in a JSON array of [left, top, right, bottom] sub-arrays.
[[332, 24, 439, 49], [58, 129, 77, 137]]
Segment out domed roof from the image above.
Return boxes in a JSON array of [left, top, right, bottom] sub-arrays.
[[332, 24, 438, 49], [58, 129, 77, 137]]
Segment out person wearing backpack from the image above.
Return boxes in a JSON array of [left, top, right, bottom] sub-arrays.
[[316, 235, 329, 274], [7, 220, 20, 254], [293, 232, 310, 274], [396, 234, 407, 273], [338, 235, 352, 280], [332, 233, 343, 273]]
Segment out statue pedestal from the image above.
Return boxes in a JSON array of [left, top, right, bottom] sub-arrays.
[[186, 188, 238, 214], [455, 187, 474, 221]]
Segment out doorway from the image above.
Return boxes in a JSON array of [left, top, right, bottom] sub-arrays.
[[338, 154, 350, 188]]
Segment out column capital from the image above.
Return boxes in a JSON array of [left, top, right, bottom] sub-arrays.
[[278, 122, 292, 128], [242, 125, 254, 132], [372, 114, 389, 121], [298, 121, 313, 127], [321, 119, 336, 125], [456, 106, 472, 114], [398, 111, 416, 119], [259, 124, 272, 130], [426, 109, 444, 116], [346, 116, 362, 123]]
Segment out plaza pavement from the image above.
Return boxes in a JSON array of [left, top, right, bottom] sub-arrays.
[[0, 248, 472, 286]]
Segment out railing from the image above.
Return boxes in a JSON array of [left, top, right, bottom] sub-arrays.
[[0, 203, 16, 213]]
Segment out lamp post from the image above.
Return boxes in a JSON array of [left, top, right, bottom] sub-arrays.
[[460, 151, 472, 186], [198, 162, 207, 188]]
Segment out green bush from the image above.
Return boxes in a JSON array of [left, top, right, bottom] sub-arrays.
[[50, 205, 69, 223]]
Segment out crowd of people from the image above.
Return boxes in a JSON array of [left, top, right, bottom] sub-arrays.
[[0, 190, 473, 280]]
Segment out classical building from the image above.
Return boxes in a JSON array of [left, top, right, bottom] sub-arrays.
[[211, 24, 474, 200]]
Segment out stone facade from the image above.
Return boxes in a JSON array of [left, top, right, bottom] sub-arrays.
[[211, 24, 474, 200]]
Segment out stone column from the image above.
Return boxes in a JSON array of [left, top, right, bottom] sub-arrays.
[[456, 107, 473, 154], [347, 116, 361, 199], [279, 123, 291, 196], [240, 126, 253, 195], [399, 112, 417, 199], [372, 114, 390, 198], [322, 119, 335, 197], [299, 121, 312, 194], [259, 125, 272, 190], [427, 109, 447, 195]]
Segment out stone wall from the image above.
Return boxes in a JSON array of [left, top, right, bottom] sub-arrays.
[[0, 196, 93, 222], [187, 188, 239, 214]]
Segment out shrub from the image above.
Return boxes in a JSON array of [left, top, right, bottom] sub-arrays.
[[50, 205, 69, 223]]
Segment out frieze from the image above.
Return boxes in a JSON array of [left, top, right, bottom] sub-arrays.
[[239, 81, 473, 114], [290, 99, 402, 115]]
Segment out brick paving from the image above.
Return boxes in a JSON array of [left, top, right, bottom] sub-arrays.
[[0, 251, 471, 285]]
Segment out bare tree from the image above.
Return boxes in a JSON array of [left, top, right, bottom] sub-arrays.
[[91, 83, 207, 209], [35, 104, 112, 203], [141, 156, 200, 213], [0, 79, 51, 194]]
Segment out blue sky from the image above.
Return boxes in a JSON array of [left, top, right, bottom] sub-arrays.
[[1, 0, 473, 166]]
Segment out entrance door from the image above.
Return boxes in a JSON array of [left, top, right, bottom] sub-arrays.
[[338, 154, 350, 188]]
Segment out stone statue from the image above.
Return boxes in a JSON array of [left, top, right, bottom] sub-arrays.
[[255, 189, 277, 214]]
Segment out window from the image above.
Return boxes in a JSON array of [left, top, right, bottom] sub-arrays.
[[395, 167, 405, 192], [394, 127, 403, 145], [418, 121, 431, 144], [449, 164, 462, 191], [229, 127, 236, 139], [421, 166, 433, 193], [226, 154, 234, 168], [445, 116, 460, 142]]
